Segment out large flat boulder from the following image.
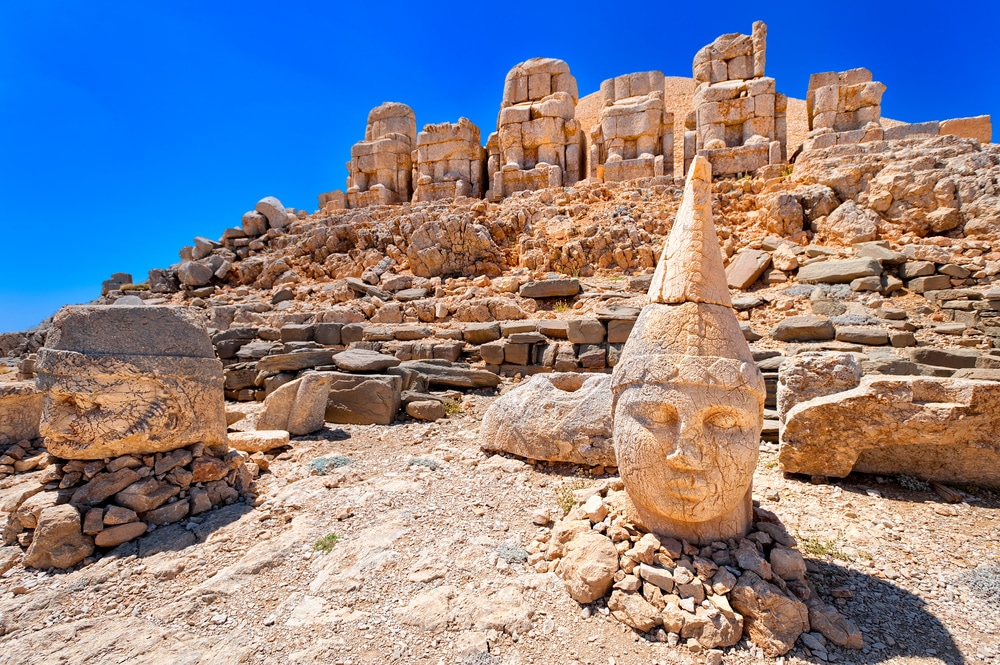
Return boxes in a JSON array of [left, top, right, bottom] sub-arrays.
[[325, 372, 401, 425], [480, 373, 615, 466], [398, 360, 501, 389], [780, 375, 1000, 484], [35, 305, 227, 459], [0, 382, 43, 444], [776, 352, 861, 422], [796, 258, 881, 284]]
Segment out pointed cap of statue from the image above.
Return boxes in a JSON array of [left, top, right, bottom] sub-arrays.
[[646, 156, 732, 308]]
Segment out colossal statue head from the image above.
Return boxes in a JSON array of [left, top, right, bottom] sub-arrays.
[[611, 156, 765, 544]]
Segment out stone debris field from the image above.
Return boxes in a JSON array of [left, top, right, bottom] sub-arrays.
[[0, 18, 998, 665]]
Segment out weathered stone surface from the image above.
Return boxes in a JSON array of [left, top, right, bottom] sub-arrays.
[[481, 373, 614, 466], [463, 323, 502, 344], [177, 261, 214, 287], [115, 478, 179, 513], [256, 350, 336, 374], [726, 250, 771, 290], [228, 430, 290, 453], [590, 70, 673, 183], [71, 468, 142, 506], [398, 360, 501, 389], [413, 117, 486, 202], [909, 347, 979, 369], [607, 590, 661, 632], [23, 504, 94, 570], [518, 279, 581, 298], [405, 400, 445, 421], [332, 349, 401, 372], [346, 103, 416, 208], [730, 571, 809, 656], [487, 57, 583, 200], [807, 597, 864, 649], [257, 373, 334, 435], [612, 156, 765, 545], [557, 530, 619, 604], [815, 201, 881, 244], [0, 382, 43, 444], [325, 372, 401, 425], [776, 352, 861, 422], [94, 521, 147, 549], [566, 319, 605, 344], [796, 258, 882, 284], [36, 306, 226, 459], [255, 196, 288, 230], [770, 315, 835, 342], [781, 376, 1000, 484]]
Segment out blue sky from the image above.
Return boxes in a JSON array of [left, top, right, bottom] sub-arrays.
[[1, 1, 997, 333]]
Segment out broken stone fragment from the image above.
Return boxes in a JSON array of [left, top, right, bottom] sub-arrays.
[[23, 504, 94, 570], [480, 372, 614, 466]]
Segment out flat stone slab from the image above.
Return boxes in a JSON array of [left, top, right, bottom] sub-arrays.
[[726, 250, 772, 289], [780, 375, 1000, 485], [518, 279, 581, 298], [770, 315, 835, 342], [228, 430, 290, 453], [399, 360, 501, 389], [332, 349, 401, 372], [796, 258, 881, 284]]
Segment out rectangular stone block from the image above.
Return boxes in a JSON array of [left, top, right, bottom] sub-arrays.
[[606, 319, 636, 344], [939, 115, 992, 144], [325, 372, 401, 425], [884, 122, 941, 140], [907, 275, 952, 293], [504, 343, 530, 366]]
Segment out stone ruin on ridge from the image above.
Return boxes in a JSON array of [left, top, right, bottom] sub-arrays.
[[346, 102, 417, 208], [684, 21, 787, 177], [590, 70, 674, 182], [802, 68, 887, 151], [486, 57, 585, 200], [411, 117, 487, 202]]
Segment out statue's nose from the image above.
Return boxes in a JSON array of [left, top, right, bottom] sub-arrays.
[[665, 425, 706, 470]]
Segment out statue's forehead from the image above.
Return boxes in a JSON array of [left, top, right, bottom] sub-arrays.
[[626, 380, 761, 406]]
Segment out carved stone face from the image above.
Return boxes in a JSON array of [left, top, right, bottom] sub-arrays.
[[613, 381, 760, 524]]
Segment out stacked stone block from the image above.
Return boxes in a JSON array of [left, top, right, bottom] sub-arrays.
[[486, 58, 584, 200], [590, 71, 674, 183], [412, 118, 487, 202], [347, 102, 417, 208], [802, 69, 886, 151], [685, 22, 787, 176]]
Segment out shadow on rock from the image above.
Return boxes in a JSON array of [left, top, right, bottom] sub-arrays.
[[800, 558, 966, 665], [106, 502, 253, 561]]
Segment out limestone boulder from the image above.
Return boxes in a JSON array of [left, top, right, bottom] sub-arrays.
[[776, 352, 861, 422], [228, 430, 290, 453], [780, 376, 1000, 484], [35, 305, 227, 459], [770, 315, 835, 342], [23, 504, 94, 570], [796, 258, 881, 284], [480, 373, 615, 466], [814, 200, 881, 244], [607, 590, 662, 632], [557, 530, 619, 604], [325, 372, 401, 425], [730, 571, 809, 656], [0, 382, 43, 444], [257, 373, 334, 436], [255, 196, 289, 230]]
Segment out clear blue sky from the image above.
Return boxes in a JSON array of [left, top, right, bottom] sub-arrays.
[[1, 1, 997, 333]]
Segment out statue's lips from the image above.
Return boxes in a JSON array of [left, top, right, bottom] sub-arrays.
[[659, 474, 711, 502]]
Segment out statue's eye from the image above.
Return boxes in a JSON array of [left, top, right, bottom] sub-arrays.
[[704, 410, 739, 430], [627, 402, 677, 427]]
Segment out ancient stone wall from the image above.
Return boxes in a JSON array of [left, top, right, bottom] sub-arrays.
[[412, 118, 486, 202], [685, 21, 787, 177], [590, 71, 674, 183], [486, 58, 584, 200], [346, 102, 417, 208]]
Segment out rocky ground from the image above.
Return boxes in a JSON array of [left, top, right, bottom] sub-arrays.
[[0, 387, 997, 665]]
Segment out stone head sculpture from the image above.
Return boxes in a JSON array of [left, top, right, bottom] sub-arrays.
[[611, 156, 765, 544]]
